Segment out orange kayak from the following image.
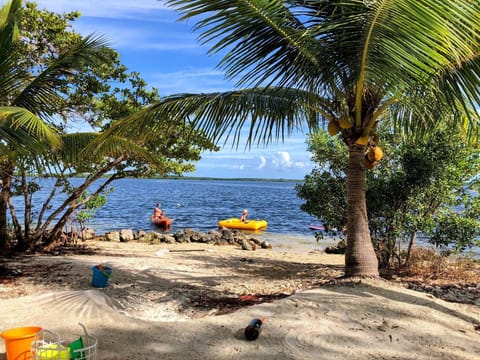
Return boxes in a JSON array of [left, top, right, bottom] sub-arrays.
[[150, 215, 172, 229]]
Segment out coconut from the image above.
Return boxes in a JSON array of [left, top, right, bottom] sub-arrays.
[[356, 135, 369, 145], [328, 121, 340, 136], [367, 146, 383, 162], [339, 116, 353, 129], [372, 146, 383, 161]]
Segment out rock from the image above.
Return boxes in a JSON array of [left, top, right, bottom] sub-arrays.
[[260, 241, 272, 249], [120, 229, 134, 242], [249, 237, 261, 245], [105, 231, 120, 242], [208, 230, 221, 238], [202, 232, 219, 243], [149, 232, 163, 244], [240, 239, 256, 251], [215, 239, 230, 246], [99, 227, 274, 251], [136, 230, 148, 241], [325, 240, 346, 254], [220, 229, 234, 242], [79, 228, 95, 240], [174, 230, 186, 243], [164, 235, 176, 244]]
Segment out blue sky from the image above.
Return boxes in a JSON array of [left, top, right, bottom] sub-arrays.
[[28, 0, 315, 180]]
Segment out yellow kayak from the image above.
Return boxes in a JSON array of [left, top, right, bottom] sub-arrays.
[[218, 218, 268, 231]]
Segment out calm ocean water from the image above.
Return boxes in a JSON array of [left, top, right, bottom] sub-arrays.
[[22, 178, 331, 252], [15, 178, 479, 257], [87, 178, 317, 234]]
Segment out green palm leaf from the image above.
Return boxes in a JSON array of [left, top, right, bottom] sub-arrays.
[[0, 0, 22, 102], [112, 87, 332, 148], [82, 131, 162, 167], [169, 0, 324, 88], [168, 0, 480, 138], [0, 106, 61, 150]]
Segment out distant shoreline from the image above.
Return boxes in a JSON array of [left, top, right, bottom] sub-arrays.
[[68, 175, 304, 182], [164, 176, 303, 182], [34, 174, 305, 183]]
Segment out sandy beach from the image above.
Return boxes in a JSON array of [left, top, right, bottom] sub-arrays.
[[1, 239, 479, 359]]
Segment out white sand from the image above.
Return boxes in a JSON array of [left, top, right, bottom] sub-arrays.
[[1, 240, 479, 359]]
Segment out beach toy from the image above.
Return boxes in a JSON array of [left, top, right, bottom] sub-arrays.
[[69, 323, 96, 360], [68, 337, 84, 359], [31, 324, 96, 360], [1, 326, 42, 360], [35, 342, 70, 359], [91, 264, 112, 288]]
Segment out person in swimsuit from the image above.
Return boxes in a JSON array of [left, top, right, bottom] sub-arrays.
[[240, 209, 248, 222], [153, 203, 164, 219]]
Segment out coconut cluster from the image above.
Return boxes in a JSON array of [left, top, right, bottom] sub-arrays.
[[364, 145, 383, 169], [327, 118, 383, 169]]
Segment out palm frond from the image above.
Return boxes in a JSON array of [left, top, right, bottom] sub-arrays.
[[58, 132, 100, 165], [0, 106, 61, 149], [167, 0, 325, 89], [82, 131, 162, 167], [0, 0, 21, 40], [356, 0, 480, 110], [167, 0, 480, 140], [119, 87, 332, 148], [0, 0, 23, 102]]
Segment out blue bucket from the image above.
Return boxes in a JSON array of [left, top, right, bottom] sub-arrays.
[[91, 265, 112, 288]]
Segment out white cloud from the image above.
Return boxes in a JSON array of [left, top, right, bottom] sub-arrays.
[[257, 156, 267, 169], [272, 151, 294, 168], [232, 164, 245, 171], [194, 149, 314, 179], [74, 22, 202, 50]]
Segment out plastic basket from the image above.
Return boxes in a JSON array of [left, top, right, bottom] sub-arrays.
[[31, 324, 97, 360]]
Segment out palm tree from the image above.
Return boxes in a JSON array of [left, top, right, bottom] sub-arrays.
[[0, 0, 108, 250], [133, 0, 480, 277]]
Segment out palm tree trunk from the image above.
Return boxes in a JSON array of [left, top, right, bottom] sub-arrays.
[[7, 198, 23, 245], [344, 144, 379, 277]]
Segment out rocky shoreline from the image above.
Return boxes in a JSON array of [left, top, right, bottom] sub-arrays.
[[98, 227, 273, 251]]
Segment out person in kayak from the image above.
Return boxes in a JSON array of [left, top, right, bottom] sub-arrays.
[[240, 209, 248, 222], [153, 203, 165, 219]]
